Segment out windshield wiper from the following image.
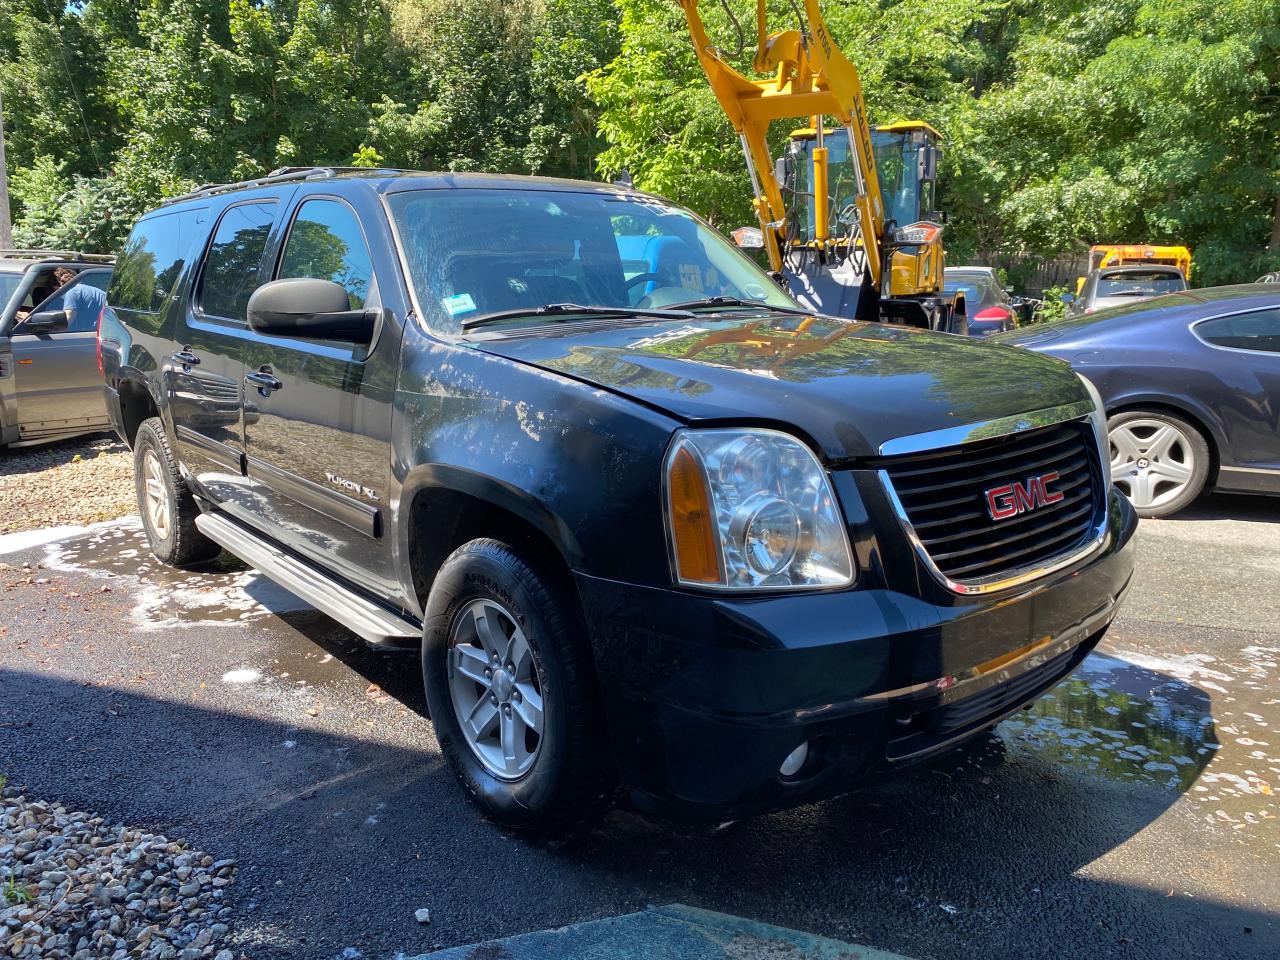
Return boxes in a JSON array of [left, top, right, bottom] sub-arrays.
[[662, 296, 813, 316], [461, 302, 695, 332]]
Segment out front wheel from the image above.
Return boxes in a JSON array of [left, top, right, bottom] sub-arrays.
[[421, 539, 611, 832], [1107, 409, 1210, 518]]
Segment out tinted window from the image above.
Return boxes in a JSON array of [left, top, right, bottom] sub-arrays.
[[199, 202, 277, 321], [110, 209, 205, 313], [1195, 309, 1280, 354], [278, 199, 374, 309], [34, 270, 112, 333], [0, 271, 24, 311], [944, 276, 999, 309]]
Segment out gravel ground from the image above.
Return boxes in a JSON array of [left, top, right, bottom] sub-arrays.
[[0, 435, 134, 534], [0, 781, 239, 960]]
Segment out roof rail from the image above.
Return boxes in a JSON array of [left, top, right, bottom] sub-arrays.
[[158, 166, 340, 207], [0, 248, 115, 264]]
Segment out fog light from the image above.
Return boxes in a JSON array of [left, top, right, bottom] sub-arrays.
[[779, 742, 809, 778]]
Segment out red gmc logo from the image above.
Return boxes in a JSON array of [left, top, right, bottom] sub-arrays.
[[985, 472, 1065, 521]]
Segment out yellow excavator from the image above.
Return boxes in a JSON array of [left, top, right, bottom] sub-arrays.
[[677, 0, 964, 331]]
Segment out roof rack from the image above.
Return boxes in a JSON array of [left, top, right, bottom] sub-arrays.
[[158, 166, 400, 207], [0, 249, 116, 264]]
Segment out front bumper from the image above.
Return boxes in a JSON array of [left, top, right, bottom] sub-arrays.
[[575, 489, 1138, 821]]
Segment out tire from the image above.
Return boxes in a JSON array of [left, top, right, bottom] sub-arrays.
[[133, 417, 222, 566], [421, 538, 611, 832], [1107, 409, 1211, 518]]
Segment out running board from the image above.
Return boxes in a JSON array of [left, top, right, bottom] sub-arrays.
[[194, 512, 420, 646]]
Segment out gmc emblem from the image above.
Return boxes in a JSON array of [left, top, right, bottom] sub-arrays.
[[985, 472, 1064, 521]]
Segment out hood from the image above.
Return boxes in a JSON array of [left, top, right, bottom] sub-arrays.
[[471, 313, 1086, 461]]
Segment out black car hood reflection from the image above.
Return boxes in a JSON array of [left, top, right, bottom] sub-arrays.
[[470, 312, 1086, 460]]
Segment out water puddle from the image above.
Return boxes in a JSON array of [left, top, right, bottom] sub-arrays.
[[1000, 646, 1279, 842], [43, 518, 313, 630]]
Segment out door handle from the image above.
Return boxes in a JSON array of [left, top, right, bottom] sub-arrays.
[[171, 350, 200, 367], [245, 369, 282, 394]]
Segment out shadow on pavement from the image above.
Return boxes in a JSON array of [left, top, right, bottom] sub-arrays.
[[3, 634, 1275, 960], [1173, 491, 1279, 523]]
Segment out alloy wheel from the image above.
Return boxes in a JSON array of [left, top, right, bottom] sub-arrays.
[[447, 598, 545, 780], [1109, 417, 1196, 511], [142, 448, 172, 541]]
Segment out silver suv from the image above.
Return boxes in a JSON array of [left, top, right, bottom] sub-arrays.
[[0, 250, 115, 448]]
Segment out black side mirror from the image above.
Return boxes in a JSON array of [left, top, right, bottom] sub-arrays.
[[246, 278, 375, 343], [917, 145, 939, 183], [22, 310, 69, 333]]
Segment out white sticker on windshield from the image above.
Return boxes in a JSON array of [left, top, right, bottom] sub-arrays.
[[443, 293, 477, 317]]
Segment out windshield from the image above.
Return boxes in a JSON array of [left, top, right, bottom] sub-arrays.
[[790, 130, 935, 244], [1097, 271, 1185, 298], [0, 270, 25, 316], [388, 189, 800, 335]]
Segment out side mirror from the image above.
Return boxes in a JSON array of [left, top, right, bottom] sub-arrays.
[[1059, 292, 1076, 304], [21, 310, 69, 333], [917, 144, 939, 183], [731, 226, 764, 249], [246, 278, 374, 343]]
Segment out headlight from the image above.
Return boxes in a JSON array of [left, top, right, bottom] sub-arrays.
[[664, 428, 855, 590], [1076, 373, 1110, 473]]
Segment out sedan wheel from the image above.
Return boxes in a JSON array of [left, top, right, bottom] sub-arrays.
[[1107, 411, 1210, 518]]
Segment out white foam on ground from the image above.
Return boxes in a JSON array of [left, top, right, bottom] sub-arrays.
[[0, 524, 91, 555]]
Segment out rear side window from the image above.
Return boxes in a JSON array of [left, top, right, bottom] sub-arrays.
[[199, 202, 278, 322], [277, 199, 374, 309], [1194, 309, 1280, 354], [110, 209, 205, 313]]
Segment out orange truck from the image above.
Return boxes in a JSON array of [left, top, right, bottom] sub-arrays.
[[1077, 244, 1192, 293]]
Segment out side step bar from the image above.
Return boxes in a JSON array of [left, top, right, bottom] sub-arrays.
[[194, 512, 420, 646]]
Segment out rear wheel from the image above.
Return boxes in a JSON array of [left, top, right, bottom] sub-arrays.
[[1107, 409, 1210, 518], [421, 538, 611, 832], [133, 417, 221, 566]]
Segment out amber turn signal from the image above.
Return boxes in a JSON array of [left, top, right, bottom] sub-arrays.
[[667, 443, 723, 585]]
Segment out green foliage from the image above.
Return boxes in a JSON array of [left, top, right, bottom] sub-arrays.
[[1037, 285, 1072, 325], [0, 0, 1275, 286]]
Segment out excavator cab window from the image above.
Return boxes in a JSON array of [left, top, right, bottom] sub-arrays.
[[787, 129, 938, 247]]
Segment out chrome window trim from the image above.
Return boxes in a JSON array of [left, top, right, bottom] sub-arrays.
[[877, 404, 1109, 596], [1189, 305, 1280, 357], [1219, 464, 1280, 476], [877, 399, 1094, 457]]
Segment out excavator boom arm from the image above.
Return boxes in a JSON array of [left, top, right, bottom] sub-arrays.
[[676, 0, 884, 284]]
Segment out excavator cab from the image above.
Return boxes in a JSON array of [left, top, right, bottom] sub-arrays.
[[785, 121, 945, 305]]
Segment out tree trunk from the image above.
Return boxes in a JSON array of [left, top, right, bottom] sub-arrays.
[[0, 86, 12, 250], [1270, 194, 1280, 255]]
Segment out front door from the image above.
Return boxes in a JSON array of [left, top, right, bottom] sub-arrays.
[[241, 191, 401, 594], [170, 197, 282, 506], [11, 269, 113, 437]]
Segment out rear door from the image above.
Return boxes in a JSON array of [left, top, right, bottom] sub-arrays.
[[240, 187, 403, 592], [170, 195, 286, 506], [11, 269, 113, 435]]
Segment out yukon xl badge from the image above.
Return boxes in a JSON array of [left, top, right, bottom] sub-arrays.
[[985, 471, 1064, 521], [325, 472, 381, 502]]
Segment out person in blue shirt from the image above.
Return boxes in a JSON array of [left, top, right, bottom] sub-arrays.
[[53, 268, 109, 332]]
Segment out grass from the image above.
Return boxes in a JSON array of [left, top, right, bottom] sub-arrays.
[[1, 871, 35, 906]]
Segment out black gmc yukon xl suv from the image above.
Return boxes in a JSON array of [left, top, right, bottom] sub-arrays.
[[101, 167, 1137, 830]]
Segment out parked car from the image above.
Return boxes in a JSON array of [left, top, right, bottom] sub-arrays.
[[942, 266, 1023, 336], [101, 167, 1136, 830], [1066, 264, 1186, 316], [997, 284, 1280, 518], [0, 250, 115, 448]]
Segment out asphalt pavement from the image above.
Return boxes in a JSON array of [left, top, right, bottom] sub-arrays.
[[2, 494, 1277, 960]]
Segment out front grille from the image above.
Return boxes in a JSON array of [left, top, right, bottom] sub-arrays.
[[880, 419, 1101, 585]]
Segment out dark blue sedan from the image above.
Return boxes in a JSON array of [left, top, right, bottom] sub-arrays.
[[997, 284, 1280, 517]]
